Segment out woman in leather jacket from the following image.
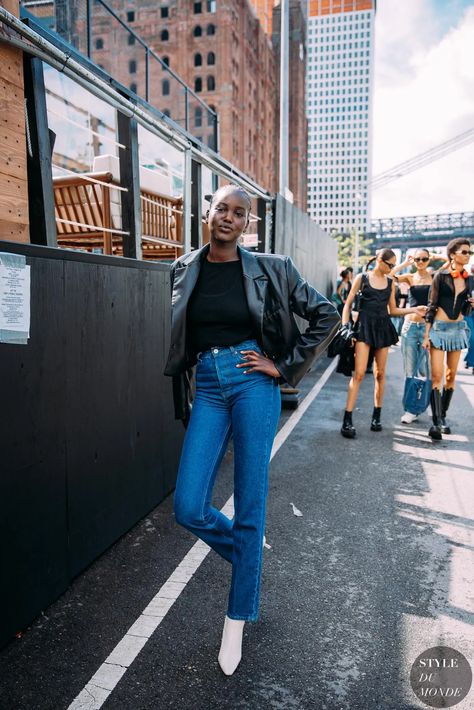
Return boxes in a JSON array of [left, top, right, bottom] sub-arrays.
[[422, 237, 474, 440], [163, 183, 339, 676]]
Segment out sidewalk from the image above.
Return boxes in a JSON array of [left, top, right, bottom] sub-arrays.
[[1, 347, 473, 710]]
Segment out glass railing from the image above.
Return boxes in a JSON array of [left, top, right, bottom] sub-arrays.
[[21, 0, 218, 147]]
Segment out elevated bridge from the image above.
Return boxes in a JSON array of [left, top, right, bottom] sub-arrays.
[[368, 211, 474, 250]]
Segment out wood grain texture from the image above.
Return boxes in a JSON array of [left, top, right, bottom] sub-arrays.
[[0, 34, 29, 242], [0, 218, 29, 241], [0, 44, 24, 89], [0, 171, 28, 225]]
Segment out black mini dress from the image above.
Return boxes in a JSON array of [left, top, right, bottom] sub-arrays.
[[355, 274, 399, 348]]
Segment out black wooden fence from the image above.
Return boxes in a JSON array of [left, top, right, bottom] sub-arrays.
[[0, 242, 184, 648]]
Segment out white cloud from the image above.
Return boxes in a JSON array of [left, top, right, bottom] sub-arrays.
[[372, 1, 474, 218]]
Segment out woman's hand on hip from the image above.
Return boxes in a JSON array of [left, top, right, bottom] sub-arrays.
[[237, 350, 281, 378]]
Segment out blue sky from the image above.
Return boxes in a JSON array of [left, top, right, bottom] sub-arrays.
[[372, 0, 474, 218]]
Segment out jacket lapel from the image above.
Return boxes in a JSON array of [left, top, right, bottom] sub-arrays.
[[239, 245, 268, 344], [169, 245, 208, 346]]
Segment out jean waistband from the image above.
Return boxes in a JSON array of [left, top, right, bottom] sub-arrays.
[[197, 339, 261, 361], [432, 320, 466, 331]]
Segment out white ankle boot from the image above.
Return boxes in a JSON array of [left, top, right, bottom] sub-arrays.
[[218, 615, 245, 676]]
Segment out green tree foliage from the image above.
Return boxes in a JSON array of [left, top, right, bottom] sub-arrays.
[[333, 228, 373, 269]]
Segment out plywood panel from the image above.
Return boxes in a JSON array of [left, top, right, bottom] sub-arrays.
[[0, 172, 28, 224], [0, 3, 29, 243], [0, 76, 23, 108], [0, 44, 23, 90], [1, 124, 27, 180], [0, 219, 29, 242]]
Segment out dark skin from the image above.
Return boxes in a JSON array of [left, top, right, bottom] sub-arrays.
[[206, 186, 280, 378]]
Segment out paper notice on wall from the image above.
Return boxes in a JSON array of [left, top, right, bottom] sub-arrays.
[[0, 252, 31, 345]]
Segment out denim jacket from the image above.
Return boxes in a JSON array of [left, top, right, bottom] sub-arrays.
[[164, 244, 340, 421]]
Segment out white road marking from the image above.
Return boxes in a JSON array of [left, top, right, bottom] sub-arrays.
[[67, 359, 338, 710]]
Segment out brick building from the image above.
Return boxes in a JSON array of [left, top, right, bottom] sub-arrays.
[[90, 0, 278, 194], [25, 0, 308, 203]]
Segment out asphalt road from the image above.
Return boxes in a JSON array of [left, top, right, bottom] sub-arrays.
[[1, 345, 473, 710]]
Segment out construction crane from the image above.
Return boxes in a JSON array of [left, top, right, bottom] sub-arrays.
[[370, 127, 474, 191]]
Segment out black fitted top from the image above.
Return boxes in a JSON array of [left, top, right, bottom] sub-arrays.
[[358, 274, 392, 317], [408, 284, 430, 307], [186, 258, 254, 353], [425, 272, 474, 323]]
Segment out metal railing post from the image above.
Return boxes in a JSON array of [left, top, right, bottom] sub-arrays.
[[118, 110, 142, 259], [183, 148, 192, 253], [23, 56, 57, 247], [145, 48, 149, 102], [257, 197, 267, 253], [86, 0, 92, 59], [184, 87, 189, 132], [191, 159, 202, 250]]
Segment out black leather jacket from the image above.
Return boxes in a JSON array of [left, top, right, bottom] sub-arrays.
[[425, 271, 474, 323], [164, 244, 340, 420]]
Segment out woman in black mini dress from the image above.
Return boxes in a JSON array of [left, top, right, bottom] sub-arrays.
[[340, 249, 427, 437]]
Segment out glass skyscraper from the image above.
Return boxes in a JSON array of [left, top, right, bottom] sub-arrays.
[[306, 0, 376, 234]]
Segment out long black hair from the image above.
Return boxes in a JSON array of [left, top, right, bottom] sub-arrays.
[[365, 248, 396, 270]]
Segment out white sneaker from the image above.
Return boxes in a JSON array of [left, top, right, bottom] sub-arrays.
[[401, 411, 418, 424]]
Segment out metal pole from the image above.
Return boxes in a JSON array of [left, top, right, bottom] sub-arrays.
[[183, 148, 192, 253], [279, 0, 289, 195], [145, 48, 149, 102], [86, 0, 92, 59]]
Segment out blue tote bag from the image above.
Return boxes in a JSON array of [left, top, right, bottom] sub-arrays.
[[402, 350, 432, 415]]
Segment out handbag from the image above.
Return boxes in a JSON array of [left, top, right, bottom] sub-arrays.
[[402, 350, 432, 415], [328, 323, 355, 358]]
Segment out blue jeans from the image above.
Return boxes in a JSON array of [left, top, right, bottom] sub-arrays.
[[173, 339, 281, 621], [464, 315, 474, 367], [400, 321, 428, 378]]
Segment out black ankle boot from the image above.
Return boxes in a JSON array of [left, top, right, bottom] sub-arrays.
[[341, 410, 356, 438], [428, 388, 442, 440], [440, 388, 454, 434], [370, 406, 382, 432]]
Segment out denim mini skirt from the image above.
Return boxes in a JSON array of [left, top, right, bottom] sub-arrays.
[[429, 320, 469, 351]]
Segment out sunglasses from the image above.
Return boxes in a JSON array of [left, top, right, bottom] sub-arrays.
[[382, 259, 396, 269], [414, 257, 430, 263], [457, 250, 473, 256]]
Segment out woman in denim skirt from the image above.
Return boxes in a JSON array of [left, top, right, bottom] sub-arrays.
[[423, 238, 474, 440], [164, 184, 339, 675]]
